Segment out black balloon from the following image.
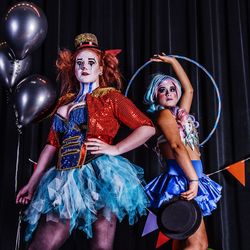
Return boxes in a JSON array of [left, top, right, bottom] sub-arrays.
[[3, 2, 48, 59], [0, 42, 31, 90], [13, 74, 57, 127]]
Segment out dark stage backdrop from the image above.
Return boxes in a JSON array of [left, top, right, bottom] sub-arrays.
[[0, 0, 250, 249]]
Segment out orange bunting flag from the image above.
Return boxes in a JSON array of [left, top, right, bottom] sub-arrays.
[[227, 160, 246, 186], [156, 231, 170, 248]]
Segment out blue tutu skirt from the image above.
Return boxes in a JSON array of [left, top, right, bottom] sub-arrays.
[[24, 155, 149, 241], [145, 160, 222, 216]]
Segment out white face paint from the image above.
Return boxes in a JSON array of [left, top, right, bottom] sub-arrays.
[[156, 80, 179, 108], [74, 50, 102, 84]]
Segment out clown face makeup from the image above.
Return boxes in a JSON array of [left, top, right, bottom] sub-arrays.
[[156, 80, 179, 108], [75, 50, 102, 84]]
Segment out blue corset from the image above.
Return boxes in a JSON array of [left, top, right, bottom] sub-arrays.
[[53, 106, 88, 170]]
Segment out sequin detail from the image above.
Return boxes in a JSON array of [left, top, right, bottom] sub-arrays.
[[47, 88, 154, 168], [86, 88, 154, 143]]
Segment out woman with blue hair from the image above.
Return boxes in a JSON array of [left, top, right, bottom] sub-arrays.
[[144, 54, 222, 249]]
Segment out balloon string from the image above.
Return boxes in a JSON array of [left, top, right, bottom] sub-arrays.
[[15, 132, 21, 193], [57, 0, 61, 53], [5, 89, 10, 104], [15, 210, 22, 250]]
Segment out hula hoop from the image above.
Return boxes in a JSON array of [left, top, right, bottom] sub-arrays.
[[125, 55, 221, 147]]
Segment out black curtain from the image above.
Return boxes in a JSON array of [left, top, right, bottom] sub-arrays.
[[0, 0, 250, 249]]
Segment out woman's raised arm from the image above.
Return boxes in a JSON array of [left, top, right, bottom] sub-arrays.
[[151, 54, 194, 113]]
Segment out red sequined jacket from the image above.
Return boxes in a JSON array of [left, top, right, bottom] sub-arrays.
[[47, 87, 153, 168]]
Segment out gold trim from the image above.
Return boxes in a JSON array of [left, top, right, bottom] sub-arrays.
[[56, 164, 83, 171], [56, 144, 87, 171], [91, 87, 120, 98], [62, 141, 80, 148], [61, 149, 80, 157], [63, 135, 79, 143]]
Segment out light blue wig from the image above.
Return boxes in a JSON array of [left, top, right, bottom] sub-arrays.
[[144, 74, 182, 113]]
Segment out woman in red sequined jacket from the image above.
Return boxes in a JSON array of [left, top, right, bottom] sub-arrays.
[[16, 33, 155, 250]]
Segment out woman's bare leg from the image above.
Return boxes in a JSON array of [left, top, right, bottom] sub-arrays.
[[172, 219, 208, 250], [184, 218, 208, 250], [29, 217, 70, 250], [90, 211, 117, 250]]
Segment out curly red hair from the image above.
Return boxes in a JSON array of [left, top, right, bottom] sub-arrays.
[[56, 48, 123, 98]]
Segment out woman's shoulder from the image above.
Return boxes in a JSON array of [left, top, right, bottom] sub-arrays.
[[157, 108, 173, 118], [156, 109, 176, 124]]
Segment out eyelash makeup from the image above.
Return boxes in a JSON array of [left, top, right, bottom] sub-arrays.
[[157, 86, 177, 95], [76, 59, 96, 69]]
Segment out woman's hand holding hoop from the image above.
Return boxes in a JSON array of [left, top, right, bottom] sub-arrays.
[[151, 53, 175, 64]]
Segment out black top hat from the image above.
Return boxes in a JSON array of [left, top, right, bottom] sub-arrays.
[[157, 198, 202, 240]]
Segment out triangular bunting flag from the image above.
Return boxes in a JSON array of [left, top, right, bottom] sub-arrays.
[[156, 231, 170, 248], [227, 160, 245, 186], [142, 211, 158, 236]]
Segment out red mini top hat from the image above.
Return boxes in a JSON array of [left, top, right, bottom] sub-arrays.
[[157, 197, 202, 240], [74, 33, 122, 57], [74, 33, 99, 49]]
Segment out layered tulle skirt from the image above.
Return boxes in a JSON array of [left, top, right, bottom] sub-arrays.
[[145, 160, 222, 216], [24, 155, 149, 241]]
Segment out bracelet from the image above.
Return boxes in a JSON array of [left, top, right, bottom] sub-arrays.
[[189, 179, 199, 182]]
